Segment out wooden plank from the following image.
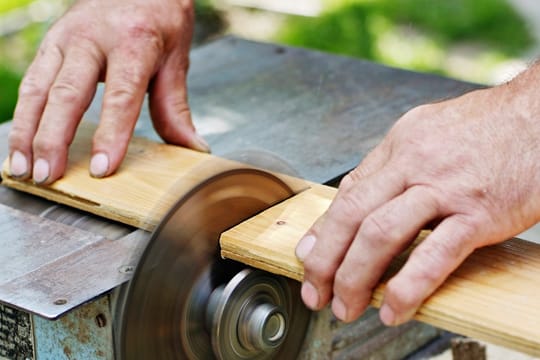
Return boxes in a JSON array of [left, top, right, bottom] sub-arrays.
[[2, 122, 219, 230], [220, 185, 540, 357], [1, 122, 308, 231]]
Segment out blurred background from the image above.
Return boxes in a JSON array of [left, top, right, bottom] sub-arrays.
[[1, 0, 540, 123]]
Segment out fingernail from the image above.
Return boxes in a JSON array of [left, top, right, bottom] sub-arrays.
[[90, 153, 109, 178], [192, 134, 210, 153], [33, 158, 50, 184], [332, 297, 347, 321], [379, 304, 396, 326], [301, 281, 319, 310], [295, 235, 316, 261], [10, 151, 28, 178]]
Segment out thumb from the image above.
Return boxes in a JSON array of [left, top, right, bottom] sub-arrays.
[[148, 54, 209, 152]]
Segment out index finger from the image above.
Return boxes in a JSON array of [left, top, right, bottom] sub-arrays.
[[90, 44, 160, 177], [31, 42, 103, 184], [8, 43, 63, 178], [299, 166, 406, 310]]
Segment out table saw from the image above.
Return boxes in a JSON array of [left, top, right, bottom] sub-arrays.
[[1, 37, 538, 360]]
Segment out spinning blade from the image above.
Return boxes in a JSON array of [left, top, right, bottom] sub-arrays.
[[118, 168, 310, 359]]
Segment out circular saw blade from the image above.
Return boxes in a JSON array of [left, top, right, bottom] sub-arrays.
[[118, 168, 310, 359]]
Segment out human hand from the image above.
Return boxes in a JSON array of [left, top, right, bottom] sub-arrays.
[[295, 67, 540, 326], [8, 0, 208, 184]]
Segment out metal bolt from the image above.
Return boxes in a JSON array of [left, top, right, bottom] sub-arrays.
[[53, 299, 67, 306]]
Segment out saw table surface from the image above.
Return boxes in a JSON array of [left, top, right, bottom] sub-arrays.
[[1, 37, 539, 357]]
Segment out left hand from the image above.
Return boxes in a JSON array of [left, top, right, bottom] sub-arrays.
[[8, 0, 204, 185], [295, 67, 540, 326]]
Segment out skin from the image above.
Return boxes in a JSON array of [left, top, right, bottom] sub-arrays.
[[8, 0, 207, 185], [296, 64, 540, 326]]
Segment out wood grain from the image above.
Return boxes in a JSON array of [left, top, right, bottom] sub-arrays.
[[1, 122, 307, 231], [220, 185, 540, 357]]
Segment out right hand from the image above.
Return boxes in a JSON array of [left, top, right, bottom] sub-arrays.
[[8, 0, 208, 185], [296, 67, 540, 326]]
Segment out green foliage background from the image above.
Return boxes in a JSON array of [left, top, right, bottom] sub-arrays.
[[277, 0, 533, 74], [0, 0, 535, 123]]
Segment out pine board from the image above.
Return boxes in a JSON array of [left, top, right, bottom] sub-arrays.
[[1, 122, 306, 231], [220, 185, 540, 357]]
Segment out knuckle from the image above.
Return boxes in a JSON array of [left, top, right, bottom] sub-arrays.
[[334, 269, 372, 316], [61, 27, 95, 48], [48, 80, 84, 105], [413, 147, 434, 166], [334, 269, 359, 296], [303, 255, 335, 285], [342, 169, 364, 186], [103, 85, 139, 111], [385, 280, 417, 310], [339, 173, 355, 189], [39, 32, 63, 52], [8, 128, 29, 149], [37, 41, 64, 62], [68, 36, 104, 66], [333, 191, 364, 222], [455, 214, 482, 237], [433, 234, 465, 260], [413, 257, 441, 285], [361, 214, 397, 247], [123, 11, 164, 52], [416, 243, 447, 271], [414, 240, 464, 280], [92, 127, 130, 151], [93, 130, 118, 147], [120, 65, 148, 88], [33, 137, 64, 155], [18, 76, 47, 99]]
